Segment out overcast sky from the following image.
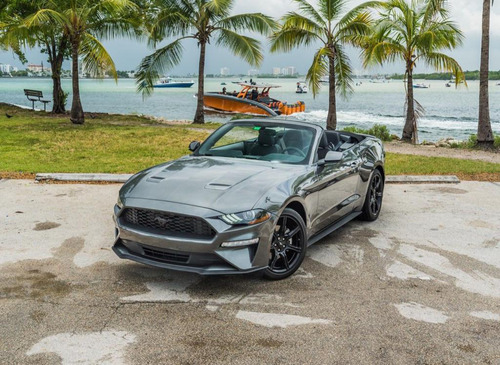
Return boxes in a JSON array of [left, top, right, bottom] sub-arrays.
[[1, 0, 499, 75]]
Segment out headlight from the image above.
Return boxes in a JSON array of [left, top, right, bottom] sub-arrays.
[[117, 196, 124, 209], [220, 210, 270, 225]]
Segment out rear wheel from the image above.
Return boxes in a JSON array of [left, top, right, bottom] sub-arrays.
[[360, 169, 384, 221], [263, 208, 307, 280]]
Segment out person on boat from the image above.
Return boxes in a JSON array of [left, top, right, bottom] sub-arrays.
[[296, 82, 303, 93], [222, 87, 227, 94], [251, 88, 258, 100]]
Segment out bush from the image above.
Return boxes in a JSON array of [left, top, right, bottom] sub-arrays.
[[341, 124, 392, 142]]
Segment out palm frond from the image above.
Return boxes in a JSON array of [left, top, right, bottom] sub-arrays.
[[292, 0, 325, 26], [80, 32, 117, 79], [270, 27, 322, 53], [334, 44, 353, 99], [420, 51, 466, 86], [136, 39, 185, 97], [216, 28, 263, 66], [204, 0, 232, 17], [215, 13, 278, 34], [318, 0, 346, 22], [306, 46, 331, 97], [335, 12, 373, 46], [23, 9, 67, 29], [147, 8, 193, 45]]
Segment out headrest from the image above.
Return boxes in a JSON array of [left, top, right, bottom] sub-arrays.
[[326, 131, 340, 146], [259, 128, 277, 146], [318, 132, 329, 149]]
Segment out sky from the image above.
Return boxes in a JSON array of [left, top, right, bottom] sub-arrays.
[[1, 0, 499, 75]]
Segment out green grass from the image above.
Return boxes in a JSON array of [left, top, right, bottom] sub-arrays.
[[386, 153, 500, 178], [0, 103, 219, 173], [0, 103, 498, 180]]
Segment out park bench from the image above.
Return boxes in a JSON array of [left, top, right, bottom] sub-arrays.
[[24, 89, 51, 111]]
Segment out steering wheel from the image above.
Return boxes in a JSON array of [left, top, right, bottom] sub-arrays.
[[283, 147, 306, 157]]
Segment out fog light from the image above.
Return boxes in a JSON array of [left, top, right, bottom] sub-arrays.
[[221, 238, 259, 248]]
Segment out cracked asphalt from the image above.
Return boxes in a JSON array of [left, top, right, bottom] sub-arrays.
[[1, 179, 500, 364]]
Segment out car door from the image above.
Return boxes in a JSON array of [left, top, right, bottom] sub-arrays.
[[310, 137, 362, 234]]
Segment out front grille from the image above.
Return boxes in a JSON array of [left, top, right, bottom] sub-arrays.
[[142, 246, 190, 263], [122, 208, 216, 238]]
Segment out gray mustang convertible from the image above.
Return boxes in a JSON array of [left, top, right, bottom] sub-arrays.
[[113, 119, 385, 279]]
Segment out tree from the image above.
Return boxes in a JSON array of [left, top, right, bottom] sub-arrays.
[[270, 0, 374, 130], [478, 0, 494, 147], [1, 1, 70, 113], [25, 0, 138, 124], [136, 0, 277, 124], [363, 0, 465, 143]]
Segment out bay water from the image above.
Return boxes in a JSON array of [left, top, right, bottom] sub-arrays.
[[1, 77, 498, 141]]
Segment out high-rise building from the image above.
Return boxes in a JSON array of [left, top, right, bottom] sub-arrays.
[[272, 67, 281, 76], [0, 63, 12, 73], [220, 67, 230, 76], [247, 69, 259, 76]]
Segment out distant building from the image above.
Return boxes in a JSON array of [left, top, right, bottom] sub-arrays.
[[281, 66, 296, 76], [273, 66, 297, 76], [0, 63, 12, 73], [27, 64, 43, 73], [247, 69, 259, 76], [220, 67, 230, 76]]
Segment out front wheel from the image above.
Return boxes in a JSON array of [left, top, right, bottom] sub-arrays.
[[263, 208, 307, 280], [360, 169, 384, 221]]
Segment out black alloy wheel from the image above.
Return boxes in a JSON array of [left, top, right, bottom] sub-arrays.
[[361, 169, 384, 221], [263, 208, 307, 280]]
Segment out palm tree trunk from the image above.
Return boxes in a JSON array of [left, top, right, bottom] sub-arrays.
[[478, 0, 494, 147], [326, 55, 337, 130], [402, 69, 415, 142], [70, 39, 85, 125], [193, 40, 206, 124]]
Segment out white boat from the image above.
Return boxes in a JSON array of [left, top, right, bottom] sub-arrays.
[[153, 77, 194, 88], [296, 82, 308, 94], [413, 83, 430, 89]]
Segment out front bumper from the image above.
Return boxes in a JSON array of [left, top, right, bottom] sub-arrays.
[[112, 198, 276, 275]]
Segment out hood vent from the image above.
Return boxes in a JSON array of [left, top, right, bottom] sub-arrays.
[[205, 182, 232, 190]]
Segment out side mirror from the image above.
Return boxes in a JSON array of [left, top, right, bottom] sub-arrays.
[[189, 141, 200, 152], [324, 151, 343, 163], [318, 151, 343, 166]]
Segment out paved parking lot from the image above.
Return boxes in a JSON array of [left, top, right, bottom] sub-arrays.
[[1, 179, 500, 364]]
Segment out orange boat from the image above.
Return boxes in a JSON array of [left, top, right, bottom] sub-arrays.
[[203, 83, 305, 116]]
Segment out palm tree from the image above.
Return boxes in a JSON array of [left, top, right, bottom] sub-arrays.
[[363, 0, 465, 143], [0, 0, 70, 113], [478, 0, 494, 147], [136, 0, 277, 124], [24, 0, 138, 124], [270, 0, 374, 130]]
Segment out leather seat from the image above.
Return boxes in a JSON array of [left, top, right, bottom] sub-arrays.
[[283, 130, 305, 151], [316, 132, 330, 160], [251, 129, 281, 156], [326, 131, 342, 151]]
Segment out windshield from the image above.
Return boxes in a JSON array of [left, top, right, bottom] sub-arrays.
[[197, 123, 316, 165]]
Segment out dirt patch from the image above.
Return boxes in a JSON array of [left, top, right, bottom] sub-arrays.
[[483, 238, 499, 248], [385, 142, 500, 164], [1, 271, 71, 300], [430, 187, 468, 194], [256, 338, 283, 348], [33, 221, 61, 231]]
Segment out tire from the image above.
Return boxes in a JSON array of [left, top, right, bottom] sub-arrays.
[[263, 208, 307, 280], [360, 169, 384, 221]]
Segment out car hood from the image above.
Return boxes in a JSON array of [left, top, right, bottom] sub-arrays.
[[121, 156, 301, 214]]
